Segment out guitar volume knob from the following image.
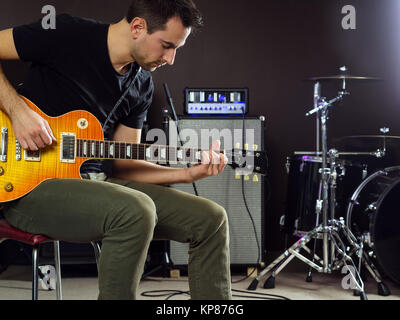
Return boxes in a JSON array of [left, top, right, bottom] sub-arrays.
[[0, 167, 4, 176], [4, 182, 13, 192]]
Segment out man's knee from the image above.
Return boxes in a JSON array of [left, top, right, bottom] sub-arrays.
[[195, 200, 229, 241], [206, 202, 228, 229], [107, 192, 157, 235]]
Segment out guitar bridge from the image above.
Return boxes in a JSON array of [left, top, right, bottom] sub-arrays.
[[60, 133, 76, 163]]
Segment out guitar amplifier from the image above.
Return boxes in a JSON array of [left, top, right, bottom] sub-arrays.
[[166, 116, 267, 266]]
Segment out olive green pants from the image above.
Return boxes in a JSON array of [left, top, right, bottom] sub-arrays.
[[2, 177, 232, 300]]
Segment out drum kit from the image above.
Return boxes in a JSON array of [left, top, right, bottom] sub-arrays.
[[248, 67, 400, 300]]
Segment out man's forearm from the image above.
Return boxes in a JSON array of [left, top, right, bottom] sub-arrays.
[[0, 63, 25, 117], [112, 160, 192, 185]]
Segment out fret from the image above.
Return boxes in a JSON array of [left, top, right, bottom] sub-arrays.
[[77, 140, 81, 157], [145, 146, 151, 161], [114, 142, 120, 159], [132, 143, 138, 160], [91, 141, 96, 157], [100, 142, 105, 158], [177, 148, 184, 162], [75, 139, 207, 164], [139, 144, 145, 161], [109, 142, 115, 159], [83, 140, 88, 157], [195, 151, 202, 163], [126, 144, 132, 159], [160, 147, 167, 162], [185, 149, 193, 163], [95, 141, 100, 159], [104, 141, 110, 159], [120, 143, 127, 160], [168, 146, 177, 163]]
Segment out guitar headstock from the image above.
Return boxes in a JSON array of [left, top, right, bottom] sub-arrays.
[[227, 146, 268, 176]]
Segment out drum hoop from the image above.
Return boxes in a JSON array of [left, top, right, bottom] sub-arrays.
[[346, 165, 400, 229]]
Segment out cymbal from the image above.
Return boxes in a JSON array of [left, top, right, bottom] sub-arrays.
[[306, 75, 382, 82], [334, 135, 400, 141]]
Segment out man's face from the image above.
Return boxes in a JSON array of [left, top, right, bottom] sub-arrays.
[[131, 16, 192, 72]]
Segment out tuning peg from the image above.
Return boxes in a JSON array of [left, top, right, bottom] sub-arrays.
[[244, 144, 249, 151], [253, 145, 259, 151], [252, 175, 259, 183], [236, 143, 241, 149]]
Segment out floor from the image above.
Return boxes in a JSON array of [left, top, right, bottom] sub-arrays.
[[0, 258, 399, 300]]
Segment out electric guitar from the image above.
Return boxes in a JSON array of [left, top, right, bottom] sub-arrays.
[[0, 96, 267, 203]]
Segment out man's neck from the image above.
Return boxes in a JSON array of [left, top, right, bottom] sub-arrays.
[[108, 19, 135, 75]]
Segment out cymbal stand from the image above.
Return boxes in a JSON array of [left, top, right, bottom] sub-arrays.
[[248, 81, 369, 300]]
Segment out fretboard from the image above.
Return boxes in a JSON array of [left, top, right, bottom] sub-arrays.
[[76, 139, 205, 164]]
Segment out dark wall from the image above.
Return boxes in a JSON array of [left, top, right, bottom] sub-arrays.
[[1, 0, 399, 251]]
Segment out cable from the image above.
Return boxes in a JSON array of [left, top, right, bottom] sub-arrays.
[[232, 289, 290, 300], [140, 289, 290, 300], [141, 289, 190, 300], [231, 114, 261, 284]]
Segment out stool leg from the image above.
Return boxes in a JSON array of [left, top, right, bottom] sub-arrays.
[[53, 241, 62, 300], [90, 242, 101, 272], [32, 245, 39, 300]]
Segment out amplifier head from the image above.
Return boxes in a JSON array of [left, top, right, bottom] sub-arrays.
[[184, 88, 249, 116]]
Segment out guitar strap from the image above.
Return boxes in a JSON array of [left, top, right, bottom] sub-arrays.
[[102, 65, 143, 136]]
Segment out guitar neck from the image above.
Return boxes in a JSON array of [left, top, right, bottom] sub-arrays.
[[75, 139, 207, 164]]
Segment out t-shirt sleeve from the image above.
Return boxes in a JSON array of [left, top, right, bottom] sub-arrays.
[[120, 76, 154, 130]]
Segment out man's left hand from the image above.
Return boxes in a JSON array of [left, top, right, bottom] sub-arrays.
[[185, 140, 228, 183]]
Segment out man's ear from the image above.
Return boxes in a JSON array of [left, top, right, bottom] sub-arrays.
[[130, 17, 147, 39]]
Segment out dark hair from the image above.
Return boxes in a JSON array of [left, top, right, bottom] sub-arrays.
[[126, 0, 203, 33]]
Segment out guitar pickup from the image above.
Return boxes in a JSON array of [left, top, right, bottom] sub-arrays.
[[24, 149, 41, 162], [60, 132, 76, 163]]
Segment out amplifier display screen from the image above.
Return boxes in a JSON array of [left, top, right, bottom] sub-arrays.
[[184, 88, 248, 115]]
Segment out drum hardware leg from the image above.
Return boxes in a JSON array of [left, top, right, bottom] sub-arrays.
[[361, 251, 391, 296], [330, 157, 339, 271], [301, 244, 324, 265], [330, 230, 369, 300], [306, 271, 313, 283], [377, 282, 391, 297], [263, 244, 324, 289], [343, 229, 392, 297], [306, 235, 319, 283], [248, 228, 323, 291], [302, 241, 324, 282], [263, 254, 297, 289], [264, 275, 276, 289], [306, 184, 323, 283], [329, 221, 390, 298], [360, 292, 368, 300]]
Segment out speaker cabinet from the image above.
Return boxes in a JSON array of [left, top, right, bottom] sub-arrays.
[[167, 117, 266, 266]]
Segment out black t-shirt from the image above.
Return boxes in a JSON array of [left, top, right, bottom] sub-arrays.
[[12, 14, 154, 174]]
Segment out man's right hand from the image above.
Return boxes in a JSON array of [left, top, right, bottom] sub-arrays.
[[10, 99, 56, 151]]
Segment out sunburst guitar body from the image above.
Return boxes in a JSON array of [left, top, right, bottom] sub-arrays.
[[0, 96, 103, 202]]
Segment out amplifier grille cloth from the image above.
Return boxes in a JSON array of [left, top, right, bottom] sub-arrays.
[[168, 118, 265, 265]]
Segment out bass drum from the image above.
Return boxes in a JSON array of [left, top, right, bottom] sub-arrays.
[[346, 166, 400, 285]]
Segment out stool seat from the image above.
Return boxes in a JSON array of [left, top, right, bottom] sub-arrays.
[[0, 217, 101, 300], [0, 219, 51, 246]]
